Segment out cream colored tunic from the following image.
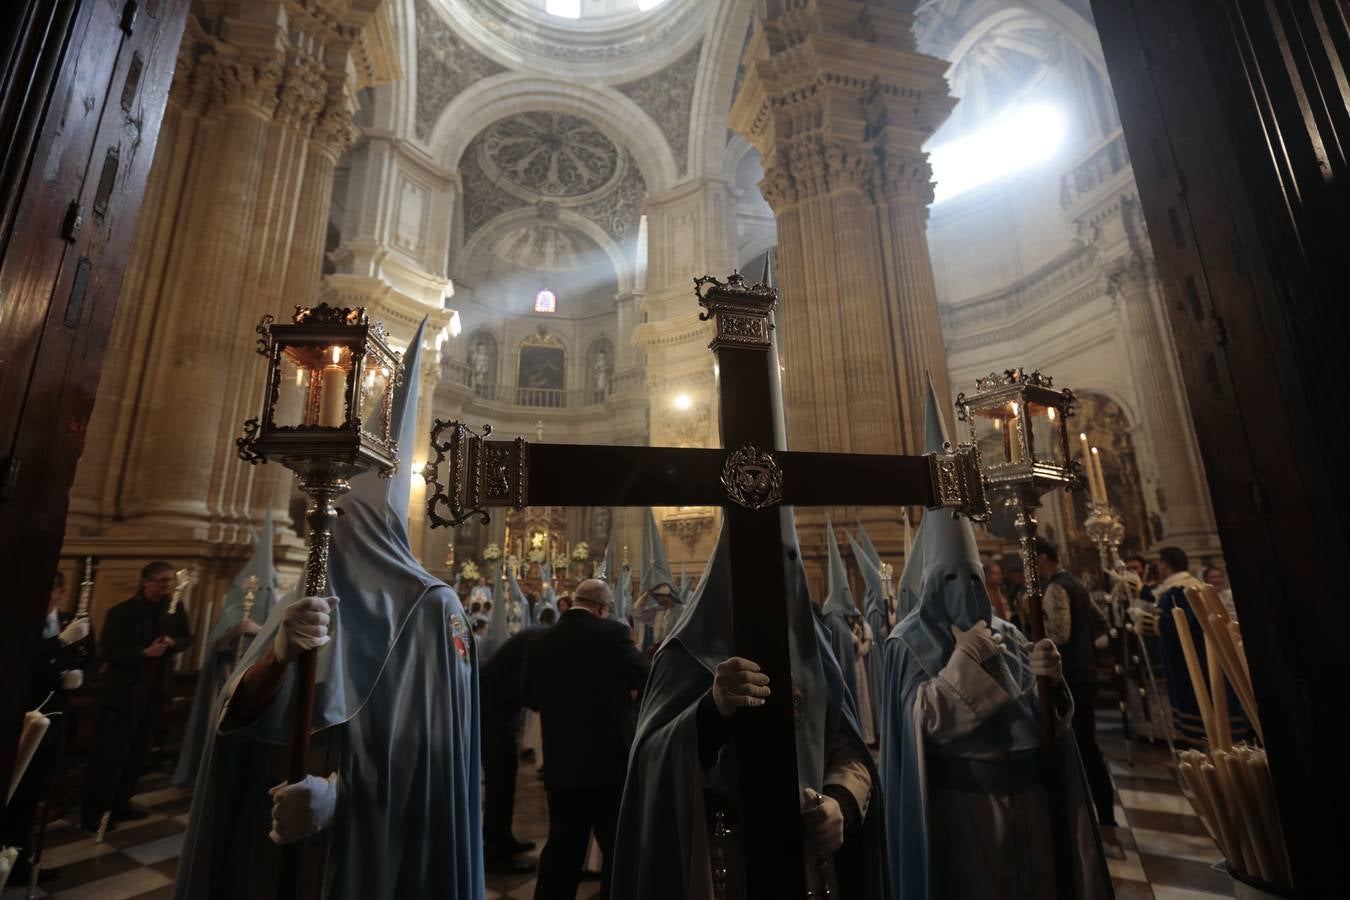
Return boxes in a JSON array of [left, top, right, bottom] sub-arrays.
[[915, 649, 1109, 900]]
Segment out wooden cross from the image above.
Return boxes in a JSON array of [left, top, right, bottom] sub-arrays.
[[424, 271, 987, 899]]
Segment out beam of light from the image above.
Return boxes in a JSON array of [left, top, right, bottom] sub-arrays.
[[928, 103, 1068, 205], [673, 393, 692, 411]]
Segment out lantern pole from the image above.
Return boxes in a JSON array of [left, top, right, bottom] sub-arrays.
[[957, 369, 1080, 900]]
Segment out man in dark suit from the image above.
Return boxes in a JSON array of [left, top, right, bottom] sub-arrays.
[[81, 560, 192, 831], [479, 623, 542, 873], [523, 578, 649, 900]]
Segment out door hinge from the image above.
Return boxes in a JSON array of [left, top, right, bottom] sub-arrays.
[[62, 200, 83, 243]]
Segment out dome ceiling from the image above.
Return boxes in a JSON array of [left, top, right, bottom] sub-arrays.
[[479, 112, 624, 199]]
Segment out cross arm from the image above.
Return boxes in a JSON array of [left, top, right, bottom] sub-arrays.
[[422, 420, 988, 527]]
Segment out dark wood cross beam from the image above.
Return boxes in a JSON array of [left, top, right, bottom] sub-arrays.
[[425, 271, 987, 899]]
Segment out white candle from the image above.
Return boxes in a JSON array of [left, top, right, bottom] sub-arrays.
[[319, 346, 346, 427], [1080, 433, 1099, 502], [1008, 404, 1022, 463], [1090, 446, 1108, 504]]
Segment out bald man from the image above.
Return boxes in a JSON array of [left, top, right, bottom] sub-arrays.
[[522, 578, 650, 900]]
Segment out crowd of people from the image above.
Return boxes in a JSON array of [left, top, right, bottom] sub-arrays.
[[4, 345, 1243, 899]]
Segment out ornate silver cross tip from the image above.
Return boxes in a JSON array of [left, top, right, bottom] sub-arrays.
[[424, 419, 529, 529], [927, 442, 991, 521]]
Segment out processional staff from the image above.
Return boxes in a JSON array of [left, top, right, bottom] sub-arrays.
[[955, 370, 1083, 900], [236, 303, 403, 898], [422, 267, 991, 899]]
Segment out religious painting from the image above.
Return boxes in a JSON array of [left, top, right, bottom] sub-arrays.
[[517, 345, 565, 391]]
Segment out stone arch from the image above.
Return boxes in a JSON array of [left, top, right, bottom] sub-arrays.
[[428, 75, 679, 193]]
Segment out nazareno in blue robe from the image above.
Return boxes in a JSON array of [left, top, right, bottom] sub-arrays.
[[880, 509, 1112, 900], [174, 318, 484, 900], [821, 520, 861, 704], [174, 512, 280, 788], [851, 529, 888, 741], [610, 511, 888, 900]]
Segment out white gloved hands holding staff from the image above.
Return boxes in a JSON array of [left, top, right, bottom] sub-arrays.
[[274, 596, 338, 665], [268, 772, 338, 845], [802, 788, 845, 857], [1029, 638, 1063, 681], [711, 657, 771, 719]]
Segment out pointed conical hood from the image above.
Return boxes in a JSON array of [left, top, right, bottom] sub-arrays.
[[641, 508, 674, 595], [536, 559, 558, 620], [599, 528, 615, 582], [855, 520, 880, 568], [848, 531, 886, 619], [507, 562, 531, 629], [902, 508, 988, 679], [480, 563, 508, 660], [615, 562, 632, 623], [897, 372, 953, 620], [822, 519, 857, 620]]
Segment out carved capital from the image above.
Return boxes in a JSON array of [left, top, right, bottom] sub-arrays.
[[207, 55, 284, 119], [823, 141, 877, 194], [880, 152, 936, 206], [312, 100, 361, 158], [276, 56, 327, 133], [759, 161, 798, 210]]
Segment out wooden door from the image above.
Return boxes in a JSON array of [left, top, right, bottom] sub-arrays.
[[0, 0, 189, 793]]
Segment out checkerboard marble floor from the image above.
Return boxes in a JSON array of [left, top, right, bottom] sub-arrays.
[[3, 722, 1234, 899]]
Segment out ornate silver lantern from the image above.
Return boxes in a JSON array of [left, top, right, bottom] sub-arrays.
[[235, 302, 402, 895]]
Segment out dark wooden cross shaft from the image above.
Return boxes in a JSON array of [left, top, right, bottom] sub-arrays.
[[425, 272, 986, 899]]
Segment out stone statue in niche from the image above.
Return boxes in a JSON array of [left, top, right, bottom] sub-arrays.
[[470, 341, 491, 397], [593, 349, 612, 401]]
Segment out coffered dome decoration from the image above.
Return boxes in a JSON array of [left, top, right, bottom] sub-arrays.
[[461, 111, 647, 245], [478, 112, 624, 199]]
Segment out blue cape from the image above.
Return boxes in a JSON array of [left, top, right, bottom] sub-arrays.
[[175, 318, 483, 900], [611, 511, 887, 899], [175, 513, 279, 787], [881, 509, 1111, 900]]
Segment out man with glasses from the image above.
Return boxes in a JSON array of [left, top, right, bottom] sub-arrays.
[[81, 560, 192, 831]]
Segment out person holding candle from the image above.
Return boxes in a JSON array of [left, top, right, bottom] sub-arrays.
[[1155, 547, 1249, 748]]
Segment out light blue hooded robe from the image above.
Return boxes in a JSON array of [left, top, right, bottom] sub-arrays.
[[506, 561, 532, 632], [535, 560, 560, 623], [849, 529, 887, 743], [636, 508, 677, 650], [175, 318, 484, 900], [479, 561, 508, 662], [611, 511, 888, 900], [174, 512, 279, 787], [821, 519, 861, 704]]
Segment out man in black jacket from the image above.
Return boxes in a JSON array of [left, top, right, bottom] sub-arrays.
[[523, 578, 649, 900], [81, 560, 192, 831], [479, 623, 543, 873], [1036, 540, 1119, 840]]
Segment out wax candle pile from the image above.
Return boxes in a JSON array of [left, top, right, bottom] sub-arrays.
[[1172, 585, 1290, 891]]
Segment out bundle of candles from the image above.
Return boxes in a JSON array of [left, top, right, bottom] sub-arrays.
[[1173, 585, 1291, 891]]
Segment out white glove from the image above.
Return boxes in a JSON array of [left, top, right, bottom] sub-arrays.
[[1029, 639, 1063, 681], [58, 617, 89, 646], [273, 596, 338, 665], [950, 620, 1002, 665], [59, 669, 84, 691], [711, 657, 771, 719], [802, 788, 845, 857], [269, 772, 338, 845]]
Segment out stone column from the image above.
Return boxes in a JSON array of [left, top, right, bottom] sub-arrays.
[[1108, 249, 1220, 557], [730, 2, 955, 573], [63, 1, 396, 622]]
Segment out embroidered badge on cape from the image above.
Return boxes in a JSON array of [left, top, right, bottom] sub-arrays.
[[449, 613, 470, 661]]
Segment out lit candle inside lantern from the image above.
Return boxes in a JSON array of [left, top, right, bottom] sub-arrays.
[[1079, 433, 1099, 502], [319, 346, 346, 427], [1008, 403, 1022, 463], [1090, 446, 1108, 504]]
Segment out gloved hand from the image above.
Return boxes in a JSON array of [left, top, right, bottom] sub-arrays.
[[801, 788, 845, 857], [59, 669, 84, 691], [268, 772, 338, 845], [273, 596, 338, 665], [950, 620, 1002, 665], [1029, 638, 1063, 681], [711, 657, 770, 719], [58, 617, 89, 646]]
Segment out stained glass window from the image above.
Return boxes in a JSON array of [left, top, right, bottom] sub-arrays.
[[534, 289, 557, 313]]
